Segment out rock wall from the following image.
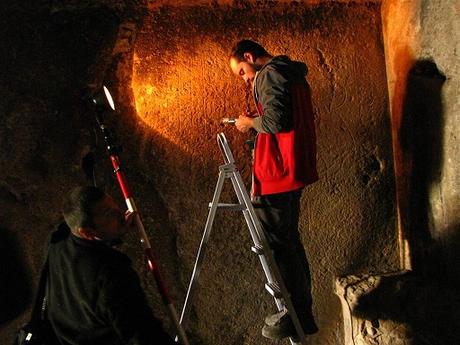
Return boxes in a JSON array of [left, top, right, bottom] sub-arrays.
[[0, 1, 146, 342], [129, 2, 397, 345], [0, 1, 399, 345]]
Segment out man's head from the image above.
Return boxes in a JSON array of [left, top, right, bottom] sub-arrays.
[[62, 186, 127, 243], [229, 39, 271, 85]]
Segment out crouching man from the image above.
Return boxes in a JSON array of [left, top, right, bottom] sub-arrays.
[[47, 186, 176, 345]]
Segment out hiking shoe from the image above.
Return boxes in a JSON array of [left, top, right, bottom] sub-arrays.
[[262, 310, 319, 340]]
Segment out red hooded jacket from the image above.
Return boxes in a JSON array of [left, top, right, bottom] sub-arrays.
[[252, 56, 318, 196]]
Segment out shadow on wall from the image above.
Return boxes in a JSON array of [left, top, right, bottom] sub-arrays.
[[400, 59, 460, 343], [0, 227, 32, 324], [399, 60, 449, 277]]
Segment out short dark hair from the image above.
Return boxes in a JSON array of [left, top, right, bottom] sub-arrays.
[[62, 186, 106, 231], [230, 39, 269, 61]]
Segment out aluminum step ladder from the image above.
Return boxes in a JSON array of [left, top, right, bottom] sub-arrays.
[[178, 133, 306, 345]]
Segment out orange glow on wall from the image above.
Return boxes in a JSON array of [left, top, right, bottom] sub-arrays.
[[131, 39, 238, 156]]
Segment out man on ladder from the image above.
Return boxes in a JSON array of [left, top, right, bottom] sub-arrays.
[[229, 39, 319, 341]]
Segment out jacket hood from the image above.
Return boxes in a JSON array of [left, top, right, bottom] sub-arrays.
[[264, 55, 308, 77]]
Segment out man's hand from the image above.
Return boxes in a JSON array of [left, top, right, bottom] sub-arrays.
[[124, 210, 138, 230], [235, 115, 254, 133]]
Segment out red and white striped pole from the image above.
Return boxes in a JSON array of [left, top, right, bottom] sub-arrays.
[[108, 154, 189, 345], [92, 86, 189, 345]]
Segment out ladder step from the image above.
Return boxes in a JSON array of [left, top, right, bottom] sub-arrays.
[[265, 282, 282, 298], [208, 203, 246, 211], [251, 244, 264, 255]]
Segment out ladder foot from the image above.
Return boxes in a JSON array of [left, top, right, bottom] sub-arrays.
[[251, 244, 264, 255], [265, 282, 282, 298]]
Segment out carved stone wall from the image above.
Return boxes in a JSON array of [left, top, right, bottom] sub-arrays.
[[0, 1, 404, 345], [129, 3, 396, 345]]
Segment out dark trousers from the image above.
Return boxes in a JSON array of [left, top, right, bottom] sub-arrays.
[[253, 189, 316, 327]]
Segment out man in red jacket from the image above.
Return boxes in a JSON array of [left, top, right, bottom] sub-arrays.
[[230, 39, 319, 340]]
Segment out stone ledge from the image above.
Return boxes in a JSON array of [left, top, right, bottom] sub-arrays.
[[335, 271, 459, 345]]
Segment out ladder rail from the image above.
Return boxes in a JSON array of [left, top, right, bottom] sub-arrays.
[[230, 174, 280, 289], [242, 210, 284, 311], [178, 167, 227, 328], [217, 132, 235, 164]]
